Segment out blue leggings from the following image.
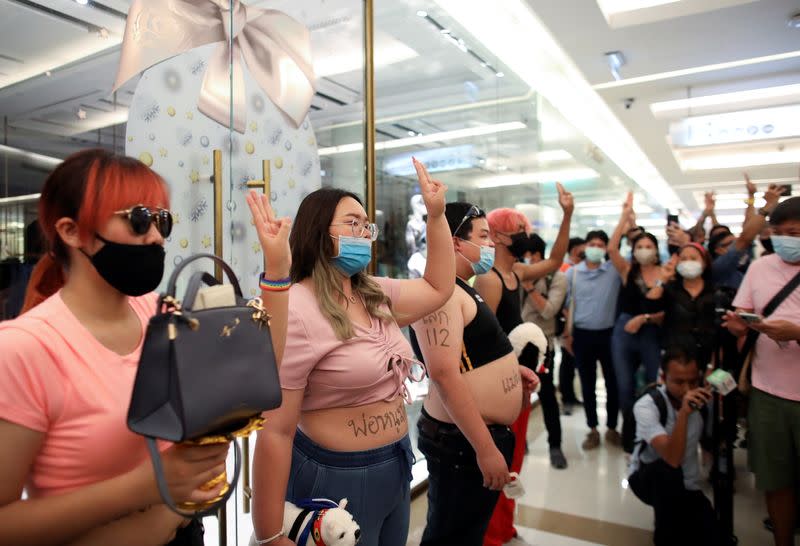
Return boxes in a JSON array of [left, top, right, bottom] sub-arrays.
[[287, 429, 414, 546], [611, 313, 662, 413]]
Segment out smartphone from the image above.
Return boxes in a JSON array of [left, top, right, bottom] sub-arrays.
[[737, 312, 762, 324], [780, 184, 792, 197], [666, 213, 679, 226]]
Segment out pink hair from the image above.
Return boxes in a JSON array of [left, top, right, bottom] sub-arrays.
[[486, 208, 531, 235]]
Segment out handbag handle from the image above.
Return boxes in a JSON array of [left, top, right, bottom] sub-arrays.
[[182, 271, 221, 312], [146, 438, 242, 519], [164, 254, 243, 301]]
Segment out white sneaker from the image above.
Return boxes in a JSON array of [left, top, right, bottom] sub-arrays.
[[504, 536, 534, 546]]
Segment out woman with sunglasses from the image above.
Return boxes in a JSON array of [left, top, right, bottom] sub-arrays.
[[475, 184, 574, 546], [0, 149, 291, 546], [251, 159, 454, 546], [410, 202, 538, 545]]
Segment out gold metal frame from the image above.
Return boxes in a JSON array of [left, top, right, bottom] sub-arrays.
[[364, 0, 377, 274]]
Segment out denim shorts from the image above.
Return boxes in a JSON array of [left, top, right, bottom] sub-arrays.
[[287, 428, 414, 546]]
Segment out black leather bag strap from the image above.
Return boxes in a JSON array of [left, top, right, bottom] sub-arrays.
[[164, 254, 243, 300], [741, 270, 800, 358], [146, 437, 242, 519]]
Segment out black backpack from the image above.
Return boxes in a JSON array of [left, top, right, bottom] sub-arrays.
[[627, 385, 709, 505], [627, 386, 669, 504]]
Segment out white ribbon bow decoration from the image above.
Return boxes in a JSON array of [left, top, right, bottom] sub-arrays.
[[114, 0, 316, 133]]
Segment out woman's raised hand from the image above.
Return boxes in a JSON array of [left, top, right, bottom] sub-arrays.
[[247, 190, 292, 278], [413, 158, 448, 219], [556, 182, 574, 215]]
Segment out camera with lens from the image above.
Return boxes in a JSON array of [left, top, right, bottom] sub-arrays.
[[713, 286, 737, 326]]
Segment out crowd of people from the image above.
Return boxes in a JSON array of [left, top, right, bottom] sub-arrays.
[[0, 147, 798, 546]]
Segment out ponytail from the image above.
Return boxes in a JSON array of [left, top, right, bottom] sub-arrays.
[[19, 148, 169, 313], [21, 254, 64, 313]]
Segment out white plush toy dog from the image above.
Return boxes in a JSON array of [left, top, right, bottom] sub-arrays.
[[507, 322, 549, 373], [249, 498, 361, 546]]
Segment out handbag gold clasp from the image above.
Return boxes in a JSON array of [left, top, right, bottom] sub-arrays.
[[247, 298, 272, 328]]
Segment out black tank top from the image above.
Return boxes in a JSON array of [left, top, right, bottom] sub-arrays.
[[410, 279, 514, 373], [491, 268, 523, 335]]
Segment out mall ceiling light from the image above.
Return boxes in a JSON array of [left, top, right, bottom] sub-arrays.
[[675, 143, 800, 171], [75, 0, 89, 4], [651, 84, 800, 119], [669, 104, 800, 148], [318, 121, 527, 156], [532, 149, 572, 162], [605, 51, 626, 81], [679, 150, 800, 170], [435, 0, 684, 209], [0, 193, 42, 205], [475, 167, 599, 189], [788, 13, 800, 29], [595, 50, 800, 90], [0, 145, 62, 169], [417, 12, 505, 79]]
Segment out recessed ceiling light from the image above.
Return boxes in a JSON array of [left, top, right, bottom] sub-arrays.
[[789, 13, 800, 29], [495, 72, 505, 78], [75, 0, 89, 5], [605, 51, 626, 81], [76, 108, 87, 120], [650, 83, 800, 119], [407, 130, 416, 136], [416, 10, 428, 17]]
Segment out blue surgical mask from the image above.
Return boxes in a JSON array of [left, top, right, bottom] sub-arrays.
[[331, 235, 372, 276], [459, 239, 495, 275], [585, 247, 605, 264], [771, 235, 800, 264]]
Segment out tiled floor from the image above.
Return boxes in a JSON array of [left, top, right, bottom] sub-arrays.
[[407, 387, 770, 546]]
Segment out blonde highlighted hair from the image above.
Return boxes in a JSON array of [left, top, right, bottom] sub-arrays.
[[290, 188, 393, 340]]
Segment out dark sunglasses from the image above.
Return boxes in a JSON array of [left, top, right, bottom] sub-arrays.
[[453, 205, 484, 237], [114, 205, 173, 237]]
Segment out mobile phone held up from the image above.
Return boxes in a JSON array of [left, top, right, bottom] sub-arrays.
[[780, 184, 792, 197], [737, 311, 763, 324], [666, 213, 679, 227]]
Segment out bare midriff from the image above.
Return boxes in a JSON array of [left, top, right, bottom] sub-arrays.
[[424, 352, 523, 426], [298, 397, 409, 452]]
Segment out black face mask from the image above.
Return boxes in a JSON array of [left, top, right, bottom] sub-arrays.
[[506, 232, 529, 259], [760, 237, 774, 254], [84, 234, 165, 296]]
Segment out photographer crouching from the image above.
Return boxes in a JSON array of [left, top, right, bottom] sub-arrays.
[[627, 346, 719, 546]]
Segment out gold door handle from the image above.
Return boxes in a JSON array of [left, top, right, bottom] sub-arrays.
[[245, 160, 271, 196]]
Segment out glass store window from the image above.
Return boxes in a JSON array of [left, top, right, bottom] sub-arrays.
[[0, 1, 673, 545]]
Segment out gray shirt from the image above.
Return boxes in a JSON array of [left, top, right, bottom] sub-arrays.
[[521, 271, 567, 339], [629, 386, 704, 490]]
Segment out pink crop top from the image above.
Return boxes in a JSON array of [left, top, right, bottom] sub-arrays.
[[280, 277, 422, 411], [0, 291, 159, 497]]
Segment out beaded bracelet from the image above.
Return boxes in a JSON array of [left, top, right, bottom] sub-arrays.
[[259, 273, 292, 292]]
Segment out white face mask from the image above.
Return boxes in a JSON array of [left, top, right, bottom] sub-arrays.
[[677, 260, 703, 279], [633, 248, 657, 265]]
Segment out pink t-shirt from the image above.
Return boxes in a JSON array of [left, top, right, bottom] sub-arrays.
[[0, 291, 158, 497], [733, 254, 800, 401], [280, 277, 419, 411]]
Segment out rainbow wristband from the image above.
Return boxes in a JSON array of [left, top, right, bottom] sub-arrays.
[[259, 273, 292, 292]]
